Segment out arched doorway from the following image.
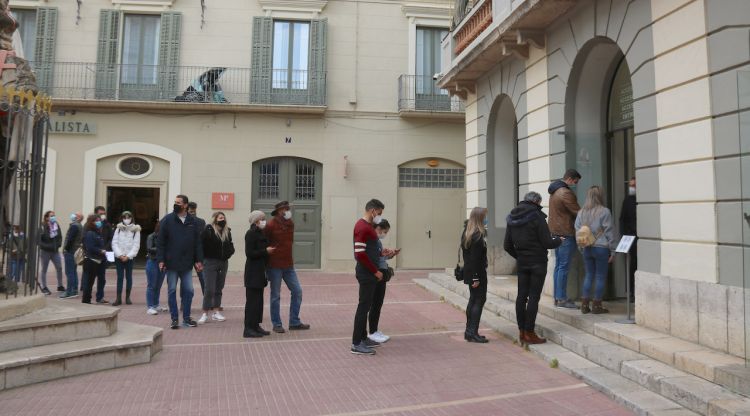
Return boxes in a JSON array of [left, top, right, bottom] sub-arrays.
[[397, 158, 466, 269], [251, 157, 322, 269], [565, 37, 635, 298], [486, 94, 518, 274]]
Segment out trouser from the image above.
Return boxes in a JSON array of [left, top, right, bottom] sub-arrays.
[[39, 250, 63, 289], [267, 267, 303, 327], [553, 236, 575, 301], [115, 259, 134, 297], [629, 240, 638, 299], [352, 276, 376, 345], [244, 287, 265, 330], [167, 269, 194, 322], [515, 263, 547, 331], [368, 277, 387, 334], [145, 258, 166, 308], [582, 246, 610, 300], [96, 262, 107, 302], [465, 279, 487, 334], [10, 258, 25, 283], [81, 259, 102, 304], [197, 270, 205, 295], [63, 252, 78, 294], [202, 258, 228, 310]]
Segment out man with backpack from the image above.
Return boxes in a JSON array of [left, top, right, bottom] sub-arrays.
[[547, 169, 581, 309]]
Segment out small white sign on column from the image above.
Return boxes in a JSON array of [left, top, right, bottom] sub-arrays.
[[615, 235, 636, 254]]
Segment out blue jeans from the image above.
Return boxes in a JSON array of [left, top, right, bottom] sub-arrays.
[[582, 246, 610, 300], [63, 252, 78, 294], [146, 258, 166, 308], [267, 267, 303, 327], [9, 258, 25, 283], [115, 259, 134, 296], [553, 236, 576, 300], [167, 269, 194, 321]]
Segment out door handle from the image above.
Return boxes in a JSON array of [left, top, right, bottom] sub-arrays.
[[427, 230, 431, 239]]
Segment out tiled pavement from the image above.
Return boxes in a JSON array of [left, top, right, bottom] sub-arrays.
[[0, 270, 633, 416]]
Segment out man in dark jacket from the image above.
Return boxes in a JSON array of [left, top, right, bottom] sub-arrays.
[[620, 177, 637, 302], [504, 191, 563, 345], [60, 212, 83, 299], [158, 195, 204, 330], [93, 206, 113, 304], [547, 169, 581, 309]]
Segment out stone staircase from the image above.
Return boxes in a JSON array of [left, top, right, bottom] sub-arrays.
[[0, 294, 162, 391], [416, 271, 750, 416]]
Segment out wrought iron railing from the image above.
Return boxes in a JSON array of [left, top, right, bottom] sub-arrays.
[[398, 75, 464, 113], [33, 62, 327, 106]]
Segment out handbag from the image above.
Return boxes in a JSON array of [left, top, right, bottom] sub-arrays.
[[74, 245, 85, 265], [453, 245, 464, 281], [384, 266, 394, 282]]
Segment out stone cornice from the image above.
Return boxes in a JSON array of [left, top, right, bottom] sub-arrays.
[[258, 0, 328, 15], [111, 0, 176, 11], [401, 2, 453, 19]]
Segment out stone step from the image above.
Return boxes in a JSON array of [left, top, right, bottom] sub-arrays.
[[0, 320, 162, 391], [429, 272, 750, 399], [0, 298, 118, 354], [416, 276, 750, 416], [0, 295, 46, 322]]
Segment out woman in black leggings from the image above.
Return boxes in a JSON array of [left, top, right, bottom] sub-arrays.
[[81, 214, 106, 304], [462, 207, 489, 343]]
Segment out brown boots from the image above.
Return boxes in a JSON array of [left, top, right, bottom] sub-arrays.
[[519, 329, 547, 345], [591, 300, 609, 314], [580, 298, 591, 314]]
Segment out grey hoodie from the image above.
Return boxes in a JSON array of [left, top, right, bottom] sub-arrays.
[[574, 207, 616, 252]]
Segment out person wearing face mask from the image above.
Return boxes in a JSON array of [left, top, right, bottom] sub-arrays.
[[187, 202, 207, 296], [243, 210, 274, 337], [351, 199, 386, 355], [264, 200, 310, 333], [548, 168, 582, 309], [367, 219, 400, 344], [93, 206, 113, 304], [81, 214, 107, 304], [8, 225, 26, 284], [112, 211, 141, 306], [38, 210, 64, 295], [462, 207, 490, 343], [145, 220, 167, 315], [157, 195, 204, 330], [60, 212, 84, 299], [619, 177, 637, 302], [198, 211, 235, 324]]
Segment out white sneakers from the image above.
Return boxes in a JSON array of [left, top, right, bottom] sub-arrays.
[[198, 313, 209, 324], [157, 305, 168, 312], [212, 312, 226, 322], [146, 307, 158, 315], [368, 331, 390, 343]]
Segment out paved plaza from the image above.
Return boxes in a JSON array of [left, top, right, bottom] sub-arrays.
[[1, 271, 632, 415]]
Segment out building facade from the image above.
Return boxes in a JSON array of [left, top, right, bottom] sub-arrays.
[[439, 0, 750, 360], [10, 0, 467, 272]]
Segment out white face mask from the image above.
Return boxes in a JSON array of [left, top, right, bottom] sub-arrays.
[[378, 233, 387, 240], [100, 214, 107, 221], [373, 215, 383, 225], [283, 211, 292, 220], [258, 220, 267, 229], [628, 186, 636, 196], [123, 218, 132, 225]]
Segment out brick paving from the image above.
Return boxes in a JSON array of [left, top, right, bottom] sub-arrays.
[[0, 270, 633, 415]]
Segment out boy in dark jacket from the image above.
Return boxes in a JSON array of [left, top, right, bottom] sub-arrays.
[[504, 191, 563, 345]]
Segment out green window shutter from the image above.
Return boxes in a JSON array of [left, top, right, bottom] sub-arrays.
[[308, 18, 327, 106], [158, 12, 181, 100], [95, 10, 120, 99], [33, 7, 57, 94], [250, 16, 272, 104]]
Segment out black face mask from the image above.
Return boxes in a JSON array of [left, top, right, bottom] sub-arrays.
[[217, 220, 226, 228], [173, 204, 182, 213]]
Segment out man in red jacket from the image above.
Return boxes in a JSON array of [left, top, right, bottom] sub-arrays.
[[264, 201, 310, 333]]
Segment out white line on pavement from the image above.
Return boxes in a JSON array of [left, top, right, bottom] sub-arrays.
[[216, 300, 443, 308]]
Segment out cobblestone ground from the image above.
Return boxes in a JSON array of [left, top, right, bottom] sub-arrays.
[[1, 270, 633, 416]]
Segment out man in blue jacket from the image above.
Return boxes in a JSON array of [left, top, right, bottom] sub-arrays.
[[158, 194, 204, 329]]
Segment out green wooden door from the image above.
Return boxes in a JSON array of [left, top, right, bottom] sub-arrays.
[[252, 157, 322, 269]]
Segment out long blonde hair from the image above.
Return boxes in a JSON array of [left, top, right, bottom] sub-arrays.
[[210, 211, 230, 242], [462, 207, 487, 248], [581, 186, 605, 223]]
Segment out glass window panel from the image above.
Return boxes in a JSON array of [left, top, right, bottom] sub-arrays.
[[122, 15, 161, 85], [273, 21, 309, 91], [12, 10, 36, 64], [273, 21, 290, 89]]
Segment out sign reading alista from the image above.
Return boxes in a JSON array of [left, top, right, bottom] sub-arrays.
[[48, 119, 97, 135]]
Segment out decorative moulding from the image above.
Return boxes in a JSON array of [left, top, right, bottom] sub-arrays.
[[9, 0, 50, 8], [111, 0, 176, 12], [401, 2, 453, 20], [257, 0, 328, 17]]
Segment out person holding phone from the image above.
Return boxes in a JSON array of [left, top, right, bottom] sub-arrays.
[[367, 219, 400, 344]]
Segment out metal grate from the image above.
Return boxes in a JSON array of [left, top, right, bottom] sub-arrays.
[[258, 161, 280, 199], [399, 167, 465, 188], [295, 161, 316, 200]]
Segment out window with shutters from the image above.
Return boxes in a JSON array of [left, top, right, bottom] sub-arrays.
[[12, 8, 57, 93]]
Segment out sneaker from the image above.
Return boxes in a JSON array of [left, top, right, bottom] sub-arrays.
[[555, 299, 577, 309], [255, 326, 271, 336], [212, 312, 226, 322], [351, 342, 376, 355], [56, 286, 65, 292], [157, 305, 169, 312], [170, 319, 179, 330], [273, 326, 286, 333], [197, 313, 209, 325], [59, 292, 77, 299], [363, 338, 381, 348], [146, 307, 158, 315], [183, 318, 198, 327], [368, 331, 390, 343], [289, 323, 310, 330], [96, 298, 110, 304], [41, 287, 51, 295]]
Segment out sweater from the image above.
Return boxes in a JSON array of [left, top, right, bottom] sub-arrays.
[[264, 216, 295, 269], [353, 218, 379, 279], [575, 207, 617, 252], [63, 222, 83, 253]]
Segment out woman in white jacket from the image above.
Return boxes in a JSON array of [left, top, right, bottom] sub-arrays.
[[112, 210, 141, 306]]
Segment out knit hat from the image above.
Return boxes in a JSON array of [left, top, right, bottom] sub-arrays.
[[121, 210, 133, 218], [248, 210, 265, 225]]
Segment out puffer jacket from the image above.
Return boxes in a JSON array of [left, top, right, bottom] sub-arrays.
[[504, 201, 562, 265], [112, 223, 142, 259]]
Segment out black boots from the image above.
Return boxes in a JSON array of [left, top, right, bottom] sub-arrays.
[[112, 294, 122, 306], [125, 289, 132, 305]]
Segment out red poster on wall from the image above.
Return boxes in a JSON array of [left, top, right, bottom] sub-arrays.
[[212, 192, 234, 209]]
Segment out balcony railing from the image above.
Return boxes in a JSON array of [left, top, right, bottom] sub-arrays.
[[34, 62, 326, 107], [398, 75, 464, 113]]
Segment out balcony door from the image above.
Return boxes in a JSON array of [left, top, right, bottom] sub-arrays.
[[120, 14, 160, 101], [415, 27, 449, 111], [272, 21, 309, 105]]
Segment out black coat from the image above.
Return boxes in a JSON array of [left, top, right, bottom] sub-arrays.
[[504, 201, 562, 265], [156, 213, 204, 272], [201, 225, 235, 260], [620, 195, 637, 236], [461, 230, 487, 285], [38, 223, 62, 253], [244, 226, 269, 288]]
